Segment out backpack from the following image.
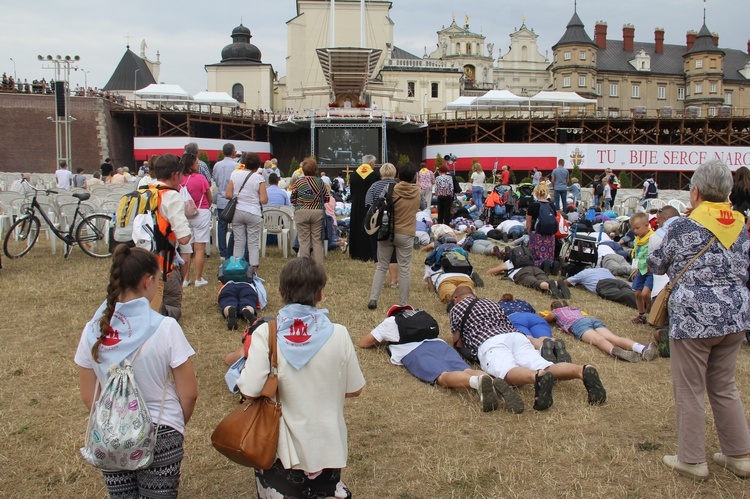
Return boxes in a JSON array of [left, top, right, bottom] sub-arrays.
[[510, 245, 535, 268], [364, 183, 396, 242], [219, 257, 252, 283], [555, 212, 570, 239], [440, 250, 473, 275], [435, 174, 454, 197], [80, 347, 166, 471], [535, 202, 557, 235], [179, 180, 199, 219], [114, 188, 159, 244], [493, 185, 509, 206], [645, 179, 658, 197], [594, 182, 604, 196], [392, 309, 440, 344]]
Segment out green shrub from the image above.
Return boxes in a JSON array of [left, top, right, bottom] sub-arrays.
[[397, 154, 410, 167], [434, 154, 444, 169], [519, 177, 532, 184], [217, 152, 225, 162], [455, 175, 466, 183], [289, 156, 299, 176], [618, 171, 632, 188], [571, 164, 582, 184]]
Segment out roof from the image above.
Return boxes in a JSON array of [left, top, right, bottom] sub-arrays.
[[316, 47, 383, 95], [553, 12, 595, 49], [686, 24, 725, 55], [596, 40, 749, 82], [390, 46, 421, 60], [102, 48, 156, 91]]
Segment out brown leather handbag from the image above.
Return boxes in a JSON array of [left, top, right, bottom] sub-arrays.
[[211, 321, 281, 469]]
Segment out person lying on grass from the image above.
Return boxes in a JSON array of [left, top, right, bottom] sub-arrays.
[[449, 286, 607, 412], [541, 300, 657, 363]]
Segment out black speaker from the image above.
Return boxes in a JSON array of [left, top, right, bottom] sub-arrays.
[[558, 130, 568, 144], [55, 81, 66, 117]]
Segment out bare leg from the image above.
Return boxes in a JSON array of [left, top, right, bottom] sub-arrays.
[[527, 336, 544, 349], [544, 363, 584, 381], [436, 368, 486, 389], [193, 242, 206, 281], [643, 286, 652, 312], [539, 282, 550, 292], [594, 327, 636, 350], [224, 346, 244, 366], [181, 254, 192, 283], [580, 329, 616, 357], [504, 366, 536, 387], [389, 263, 399, 286]]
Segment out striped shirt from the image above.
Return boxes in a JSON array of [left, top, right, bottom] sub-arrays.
[[365, 179, 397, 207], [291, 177, 328, 210], [551, 306, 584, 334], [449, 297, 520, 359]]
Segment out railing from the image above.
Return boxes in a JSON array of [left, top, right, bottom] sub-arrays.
[[384, 58, 457, 69]]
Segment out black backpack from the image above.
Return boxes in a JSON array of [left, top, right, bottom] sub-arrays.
[[535, 202, 557, 235], [594, 182, 604, 197], [645, 179, 658, 197], [392, 309, 440, 344], [363, 183, 396, 241], [510, 245, 535, 268], [440, 251, 473, 275]]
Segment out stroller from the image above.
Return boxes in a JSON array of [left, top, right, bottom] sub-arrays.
[[557, 224, 602, 277], [515, 183, 534, 217], [482, 184, 511, 226]]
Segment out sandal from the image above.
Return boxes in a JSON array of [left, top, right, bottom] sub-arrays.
[[533, 370, 555, 411], [631, 314, 647, 324]]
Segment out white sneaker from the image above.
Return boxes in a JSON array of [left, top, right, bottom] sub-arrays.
[[662, 455, 708, 480], [194, 278, 209, 287], [713, 453, 750, 477], [182, 280, 190, 288]]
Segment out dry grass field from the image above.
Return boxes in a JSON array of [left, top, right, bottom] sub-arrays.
[[0, 239, 748, 498]]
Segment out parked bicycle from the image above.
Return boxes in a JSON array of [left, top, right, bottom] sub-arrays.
[[3, 182, 112, 259]]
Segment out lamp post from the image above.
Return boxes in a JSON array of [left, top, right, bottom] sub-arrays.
[[38, 54, 80, 168], [9, 58, 16, 83]]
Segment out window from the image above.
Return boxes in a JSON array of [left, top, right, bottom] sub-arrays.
[[232, 83, 244, 103], [456, 43, 461, 55], [579, 51, 586, 60], [709, 106, 716, 117], [678, 87, 685, 100], [695, 59, 703, 69], [579, 76, 586, 87], [407, 81, 415, 98], [710, 58, 717, 69], [563, 76, 571, 88], [726, 92, 732, 105], [695, 83, 702, 94], [632, 85, 640, 98], [609, 108, 620, 118], [710, 82, 717, 93], [431, 82, 439, 98], [564, 51, 571, 61], [466, 43, 472, 55], [657, 86, 666, 99], [610, 83, 618, 97], [596, 83, 602, 96]]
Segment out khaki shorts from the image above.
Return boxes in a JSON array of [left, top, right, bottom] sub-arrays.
[[437, 275, 474, 303]]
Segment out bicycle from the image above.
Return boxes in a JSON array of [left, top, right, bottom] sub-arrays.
[[3, 181, 113, 259]]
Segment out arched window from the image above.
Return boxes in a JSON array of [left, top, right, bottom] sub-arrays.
[[522, 45, 528, 60], [232, 83, 244, 103], [466, 42, 472, 55], [456, 43, 461, 55]]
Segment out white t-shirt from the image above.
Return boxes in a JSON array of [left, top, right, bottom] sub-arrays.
[[470, 171, 486, 187], [74, 317, 195, 434], [55, 169, 72, 190], [369, 316, 445, 364], [230, 169, 264, 216], [498, 220, 524, 233], [423, 265, 469, 289], [603, 183, 612, 199]]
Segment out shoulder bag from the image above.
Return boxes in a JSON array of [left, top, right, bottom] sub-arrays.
[[220, 171, 253, 223], [648, 237, 715, 327], [211, 321, 281, 469]]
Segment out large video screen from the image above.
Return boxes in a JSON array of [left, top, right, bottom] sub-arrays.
[[316, 127, 380, 166]]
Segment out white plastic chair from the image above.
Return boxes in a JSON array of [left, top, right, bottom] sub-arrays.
[[643, 198, 667, 211], [615, 195, 641, 216], [667, 199, 689, 214], [578, 190, 592, 210], [260, 208, 293, 258]]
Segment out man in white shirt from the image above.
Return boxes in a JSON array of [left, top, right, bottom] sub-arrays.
[[320, 171, 332, 186], [55, 161, 72, 190], [212, 143, 239, 259], [358, 305, 523, 413]]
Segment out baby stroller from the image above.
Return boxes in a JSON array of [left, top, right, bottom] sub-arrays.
[[482, 184, 511, 226], [558, 224, 600, 277], [515, 183, 534, 217]]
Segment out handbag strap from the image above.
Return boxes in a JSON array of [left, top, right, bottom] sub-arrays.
[[235, 170, 253, 196], [260, 321, 279, 400], [666, 236, 716, 290]]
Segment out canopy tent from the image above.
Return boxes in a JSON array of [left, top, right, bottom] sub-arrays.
[[134, 84, 192, 102], [474, 90, 528, 106], [192, 91, 239, 106], [444, 96, 480, 110], [529, 91, 597, 105]]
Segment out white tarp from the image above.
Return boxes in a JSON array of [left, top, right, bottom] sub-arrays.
[[474, 90, 528, 106], [135, 84, 192, 101], [192, 91, 239, 106], [444, 96, 480, 110], [529, 91, 597, 104]]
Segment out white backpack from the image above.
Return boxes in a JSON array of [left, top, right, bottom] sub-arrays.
[[80, 347, 167, 471]]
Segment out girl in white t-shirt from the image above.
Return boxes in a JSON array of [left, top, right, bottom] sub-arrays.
[[470, 162, 486, 210], [75, 245, 197, 498]]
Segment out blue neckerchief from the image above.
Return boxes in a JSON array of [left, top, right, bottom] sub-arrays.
[[276, 304, 334, 370], [88, 297, 165, 380]]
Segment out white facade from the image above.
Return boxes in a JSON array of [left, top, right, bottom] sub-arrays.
[[206, 65, 275, 110], [495, 23, 551, 96]]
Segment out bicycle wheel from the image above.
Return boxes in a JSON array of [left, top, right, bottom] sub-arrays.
[[76, 213, 113, 258], [4, 216, 40, 258]]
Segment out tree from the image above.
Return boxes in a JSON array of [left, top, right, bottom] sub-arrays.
[[289, 156, 300, 176], [397, 154, 410, 167], [571, 163, 582, 184], [618, 170, 632, 189], [217, 152, 225, 162], [434, 154, 444, 170], [198, 151, 211, 173]]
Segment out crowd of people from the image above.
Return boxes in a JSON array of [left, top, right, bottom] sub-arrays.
[[69, 150, 750, 497]]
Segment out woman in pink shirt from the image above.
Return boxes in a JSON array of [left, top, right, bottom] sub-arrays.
[[180, 153, 212, 287]]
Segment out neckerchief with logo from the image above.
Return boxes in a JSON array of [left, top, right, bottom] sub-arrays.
[[356, 163, 374, 179], [631, 228, 653, 274], [689, 201, 744, 249], [87, 297, 165, 380], [276, 304, 334, 370]]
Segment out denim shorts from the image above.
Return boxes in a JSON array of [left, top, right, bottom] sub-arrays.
[[569, 317, 606, 339], [631, 272, 654, 291]]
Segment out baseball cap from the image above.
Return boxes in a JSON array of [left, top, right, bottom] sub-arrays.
[[387, 305, 414, 318]]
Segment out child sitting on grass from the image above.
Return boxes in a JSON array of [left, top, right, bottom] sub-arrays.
[[629, 212, 654, 324], [542, 300, 657, 362]]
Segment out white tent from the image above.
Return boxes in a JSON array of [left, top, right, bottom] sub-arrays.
[[475, 90, 528, 106], [192, 91, 239, 106], [134, 84, 192, 102], [444, 96, 480, 110], [529, 91, 597, 105]]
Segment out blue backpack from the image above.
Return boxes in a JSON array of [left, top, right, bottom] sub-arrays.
[[535, 202, 558, 235], [219, 257, 251, 283]]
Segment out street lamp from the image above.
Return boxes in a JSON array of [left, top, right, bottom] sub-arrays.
[[9, 58, 16, 82]]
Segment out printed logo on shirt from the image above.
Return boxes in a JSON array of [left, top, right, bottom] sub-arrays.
[[284, 318, 312, 343]]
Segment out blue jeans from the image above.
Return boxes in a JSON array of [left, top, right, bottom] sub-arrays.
[[554, 190, 567, 211], [471, 186, 484, 210], [216, 207, 234, 259]]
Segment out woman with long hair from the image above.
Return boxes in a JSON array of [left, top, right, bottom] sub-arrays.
[[470, 162, 486, 211], [291, 157, 328, 265], [434, 164, 454, 225], [238, 258, 365, 497], [525, 183, 557, 271], [179, 153, 212, 287], [75, 245, 197, 497], [225, 152, 268, 270]]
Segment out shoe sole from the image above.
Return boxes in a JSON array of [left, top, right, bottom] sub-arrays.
[[472, 272, 485, 288], [533, 371, 555, 411], [553, 339, 572, 363], [713, 453, 750, 478], [582, 366, 607, 405], [479, 376, 499, 412], [657, 329, 670, 358], [549, 281, 562, 299], [227, 307, 238, 331], [492, 378, 524, 414], [540, 338, 556, 363], [611, 346, 641, 363], [558, 279, 571, 299], [641, 342, 658, 361], [663, 456, 709, 480]]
